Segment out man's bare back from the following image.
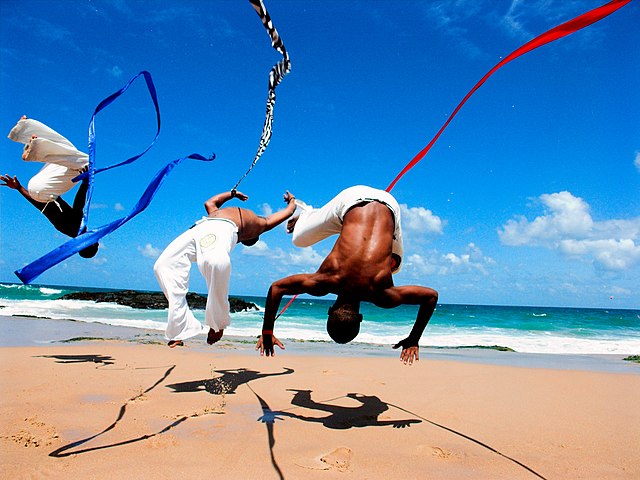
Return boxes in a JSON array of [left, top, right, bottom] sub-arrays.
[[316, 201, 396, 295], [205, 190, 296, 245], [208, 207, 267, 244], [257, 185, 438, 364]]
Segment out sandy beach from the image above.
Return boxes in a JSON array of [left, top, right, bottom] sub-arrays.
[[1, 315, 638, 480]]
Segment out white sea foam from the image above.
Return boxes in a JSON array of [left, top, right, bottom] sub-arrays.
[[3, 298, 639, 355], [39, 287, 63, 295]]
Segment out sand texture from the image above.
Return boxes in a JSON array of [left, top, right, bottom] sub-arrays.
[[1, 337, 639, 480]]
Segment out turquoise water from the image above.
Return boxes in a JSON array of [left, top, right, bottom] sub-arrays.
[[1, 282, 639, 355]]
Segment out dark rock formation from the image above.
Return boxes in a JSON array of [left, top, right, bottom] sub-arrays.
[[58, 290, 259, 313]]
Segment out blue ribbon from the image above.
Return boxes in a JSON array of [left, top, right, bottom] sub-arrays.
[[74, 70, 162, 235], [16, 153, 214, 284]]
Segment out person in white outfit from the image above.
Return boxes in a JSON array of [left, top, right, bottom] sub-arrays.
[[154, 189, 297, 347], [7, 115, 89, 202], [1, 116, 98, 258], [256, 185, 438, 365]]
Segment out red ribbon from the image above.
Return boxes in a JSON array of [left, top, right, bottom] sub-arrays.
[[275, 295, 298, 320], [275, 0, 631, 320], [386, 0, 632, 192]]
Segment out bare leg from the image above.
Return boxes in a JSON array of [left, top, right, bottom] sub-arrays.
[[207, 328, 224, 345]]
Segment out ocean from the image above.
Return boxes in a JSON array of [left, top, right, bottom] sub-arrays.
[[1, 282, 639, 356]]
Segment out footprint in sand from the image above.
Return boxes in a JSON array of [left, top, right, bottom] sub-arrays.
[[2, 417, 59, 448], [430, 446, 452, 459], [321, 447, 353, 471], [416, 444, 453, 459], [295, 447, 353, 472], [148, 434, 178, 449]]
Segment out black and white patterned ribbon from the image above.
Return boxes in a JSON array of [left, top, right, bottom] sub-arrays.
[[232, 0, 291, 191]]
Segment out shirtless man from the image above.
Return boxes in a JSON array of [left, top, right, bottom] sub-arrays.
[[154, 189, 297, 347], [256, 185, 438, 365]]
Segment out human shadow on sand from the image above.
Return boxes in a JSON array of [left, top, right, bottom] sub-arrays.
[[165, 367, 294, 396], [35, 353, 115, 365], [49, 365, 177, 457], [264, 389, 547, 480], [167, 367, 295, 480], [278, 389, 421, 429]]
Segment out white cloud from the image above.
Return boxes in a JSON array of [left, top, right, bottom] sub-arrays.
[[499, 192, 593, 245], [138, 243, 161, 259], [108, 65, 123, 79], [259, 203, 273, 216], [559, 239, 640, 270], [114, 202, 125, 211], [406, 253, 439, 275], [500, 1, 592, 40], [89, 256, 108, 265], [407, 243, 494, 276], [501, 0, 530, 38], [111, 0, 133, 17], [241, 239, 273, 257], [499, 191, 640, 270], [635, 151, 640, 172], [422, 1, 484, 58], [400, 204, 444, 236], [242, 240, 323, 268], [609, 286, 631, 296], [288, 247, 323, 267]]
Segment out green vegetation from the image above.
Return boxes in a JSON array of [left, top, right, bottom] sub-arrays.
[[432, 345, 515, 352], [623, 355, 640, 363], [61, 336, 115, 342]]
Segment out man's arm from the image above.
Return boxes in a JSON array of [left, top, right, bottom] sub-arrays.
[[377, 285, 438, 365], [204, 190, 248, 214], [262, 191, 297, 232], [257, 273, 329, 356]]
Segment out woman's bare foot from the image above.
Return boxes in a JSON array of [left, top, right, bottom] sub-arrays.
[[207, 328, 224, 345], [168, 340, 184, 348]]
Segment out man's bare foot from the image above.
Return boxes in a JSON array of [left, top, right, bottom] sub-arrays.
[[168, 340, 184, 348], [207, 328, 224, 345]]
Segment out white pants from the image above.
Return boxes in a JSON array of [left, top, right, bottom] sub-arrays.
[[154, 218, 238, 341], [8, 118, 89, 202], [292, 185, 404, 273]]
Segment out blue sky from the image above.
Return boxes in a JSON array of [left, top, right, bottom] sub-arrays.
[[1, 0, 638, 308]]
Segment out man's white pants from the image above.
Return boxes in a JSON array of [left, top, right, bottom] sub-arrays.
[[292, 185, 404, 273], [8, 118, 89, 202], [154, 218, 238, 341]]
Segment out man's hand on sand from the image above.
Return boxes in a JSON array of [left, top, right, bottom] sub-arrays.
[[256, 333, 285, 357], [392, 338, 420, 365]]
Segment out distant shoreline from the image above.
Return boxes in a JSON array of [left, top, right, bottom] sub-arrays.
[[2, 282, 639, 311]]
